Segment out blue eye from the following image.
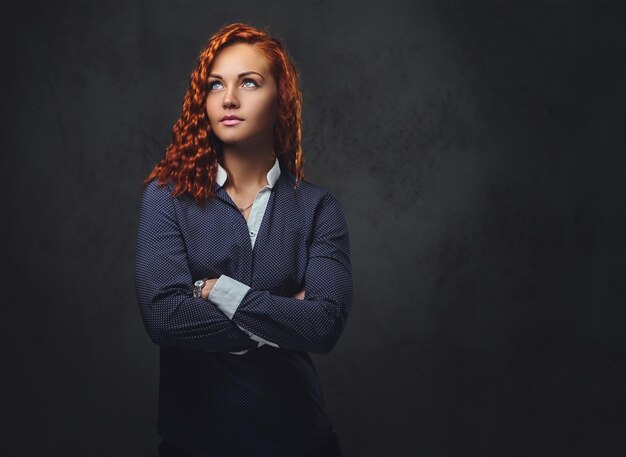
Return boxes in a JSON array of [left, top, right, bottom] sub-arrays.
[[242, 79, 259, 88], [208, 80, 223, 90]]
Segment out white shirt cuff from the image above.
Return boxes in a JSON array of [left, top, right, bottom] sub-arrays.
[[208, 275, 251, 319]]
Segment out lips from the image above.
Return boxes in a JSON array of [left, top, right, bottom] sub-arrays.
[[221, 115, 243, 126]]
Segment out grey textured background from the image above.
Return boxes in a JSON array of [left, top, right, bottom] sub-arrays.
[[3, 1, 626, 456]]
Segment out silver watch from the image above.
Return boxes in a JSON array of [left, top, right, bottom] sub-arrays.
[[193, 279, 206, 298]]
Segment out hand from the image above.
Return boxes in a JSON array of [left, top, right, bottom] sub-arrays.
[[292, 288, 305, 300], [201, 278, 219, 300]]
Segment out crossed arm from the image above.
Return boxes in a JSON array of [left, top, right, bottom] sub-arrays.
[[199, 279, 304, 301], [134, 183, 353, 355], [198, 278, 304, 355]]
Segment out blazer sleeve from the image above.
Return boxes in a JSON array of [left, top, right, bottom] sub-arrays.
[[133, 181, 256, 353], [212, 192, 354, 354]]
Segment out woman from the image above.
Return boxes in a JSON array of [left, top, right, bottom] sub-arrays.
[[134, 23, 354, 457]]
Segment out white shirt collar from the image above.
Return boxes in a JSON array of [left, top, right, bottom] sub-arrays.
[[216, 156, 281, 189]]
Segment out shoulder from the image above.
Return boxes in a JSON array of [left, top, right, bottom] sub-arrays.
[[280, 172, 348, 225], [141, 178, 174, 198], [139, 179, 178, 213], [279, 171, 339, 205]]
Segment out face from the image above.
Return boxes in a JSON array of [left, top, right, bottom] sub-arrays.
[[205, 43, 279, 149]]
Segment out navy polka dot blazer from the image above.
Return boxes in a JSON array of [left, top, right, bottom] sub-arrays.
[[134, 163, 354, 457]]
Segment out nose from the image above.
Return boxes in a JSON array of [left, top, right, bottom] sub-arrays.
[[222, 85, 239, 109]]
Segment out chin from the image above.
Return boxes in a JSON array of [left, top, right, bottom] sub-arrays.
[[213, 129, 243, 142], [216, 135, 249, 146]]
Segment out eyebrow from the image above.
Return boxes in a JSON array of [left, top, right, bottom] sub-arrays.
[[208, 71, 265, 80]]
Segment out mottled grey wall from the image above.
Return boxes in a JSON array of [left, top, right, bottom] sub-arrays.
[[4, 1, 625, 456]]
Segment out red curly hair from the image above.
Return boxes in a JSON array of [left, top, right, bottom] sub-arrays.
[[144, 22, 305, 204]]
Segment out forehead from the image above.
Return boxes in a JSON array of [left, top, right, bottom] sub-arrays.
[[210, 43, 271, 75]]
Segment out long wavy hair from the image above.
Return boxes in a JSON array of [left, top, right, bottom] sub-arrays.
[[144, 22, 305, 204]]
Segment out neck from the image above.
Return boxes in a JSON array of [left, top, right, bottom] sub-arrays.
[[220, 144, 275, 193]]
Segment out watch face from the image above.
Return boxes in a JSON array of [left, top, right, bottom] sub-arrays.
[[194, 280, 204, 287]]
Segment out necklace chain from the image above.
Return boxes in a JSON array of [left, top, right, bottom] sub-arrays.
[[237, 202, 254, 214]]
